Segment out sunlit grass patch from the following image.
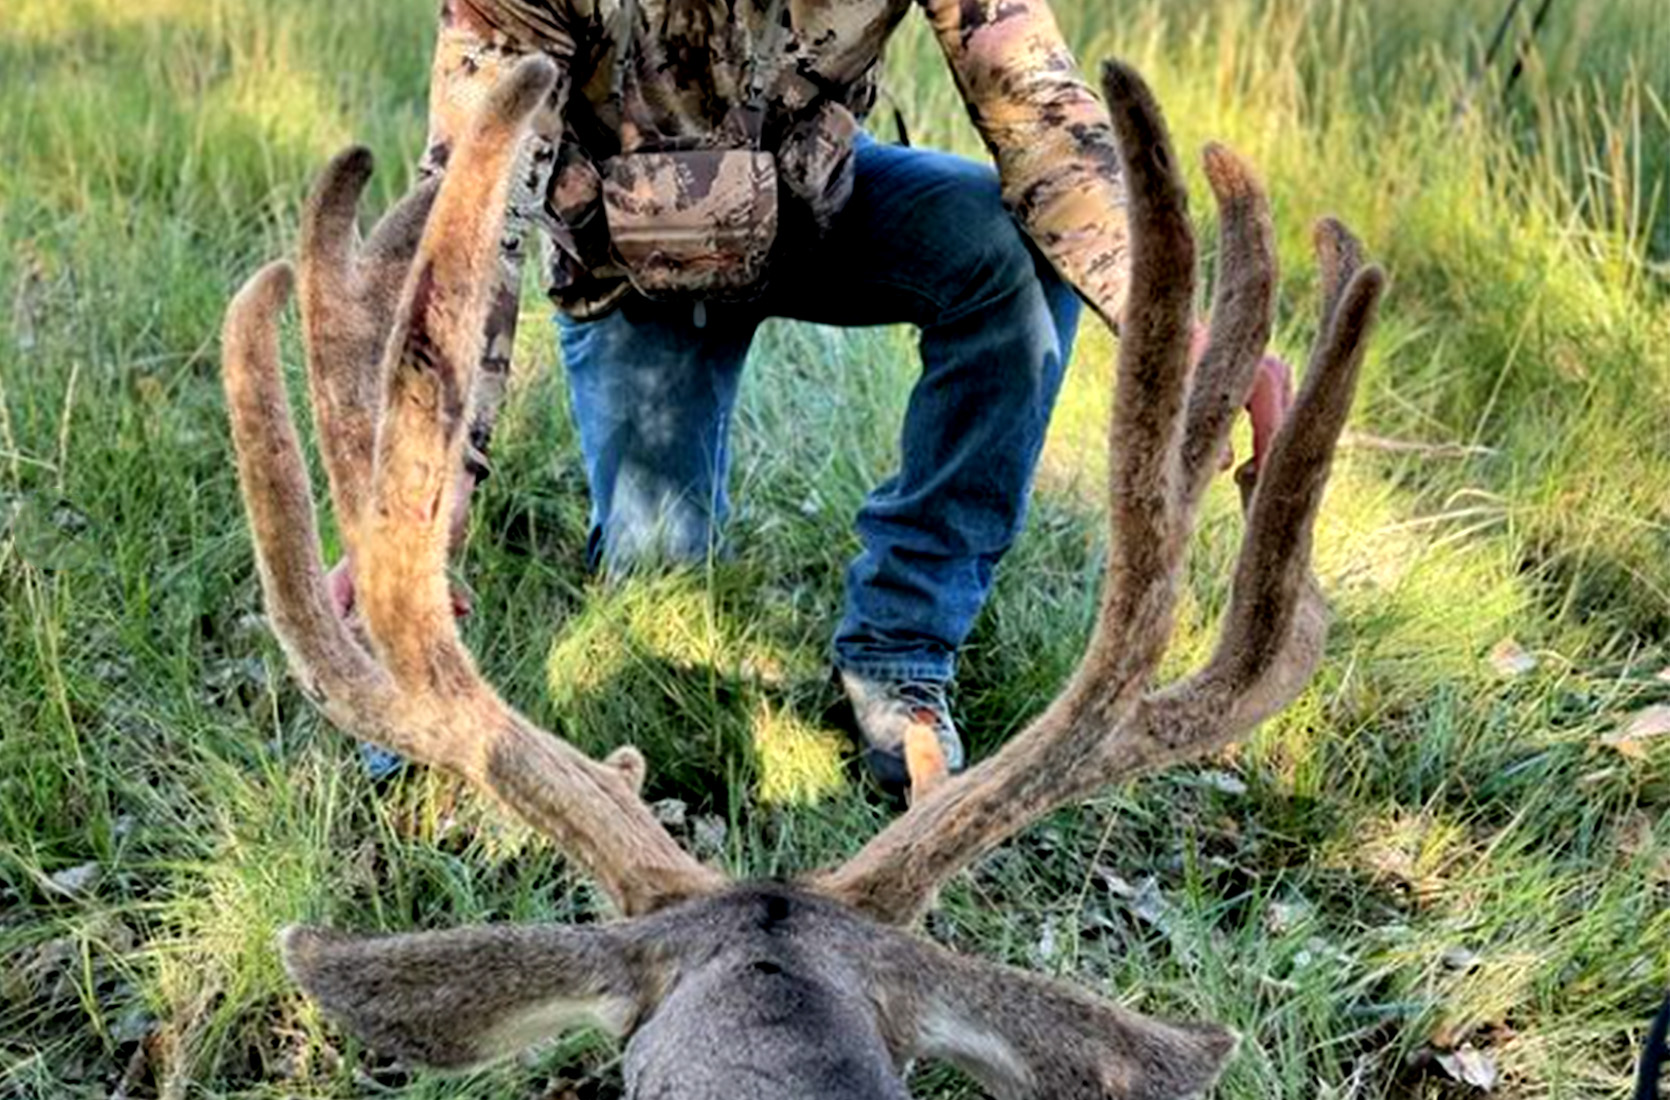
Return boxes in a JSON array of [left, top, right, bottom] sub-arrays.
[[207, 60, 355, 167], [544, 574, 745, 793], [144, 753, 353, 1090], [1315, 463, 1529, 683], [749, 700, 848, 806], [543, 570, 847, 806], [6, 0, 212, 47]]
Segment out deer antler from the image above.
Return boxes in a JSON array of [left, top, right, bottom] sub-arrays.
[[814, 60, 1385, 925], [222, 57, 721, 916]]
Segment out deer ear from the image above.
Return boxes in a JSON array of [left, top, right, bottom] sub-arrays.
[[890, 944, 1237, 1100], [281, 923, 650, 1068]]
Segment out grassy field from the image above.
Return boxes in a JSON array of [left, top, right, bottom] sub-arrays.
[[3, 0, 1668, 1097]]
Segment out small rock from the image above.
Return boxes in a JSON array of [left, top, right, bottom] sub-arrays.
[[692, 815, 727, 858], [1441, 945, 1482, 972], [47, 861, 101, 897], [1264, 897, 1313, 935], [1198, 770, 1248, 797], [652, 799, 689, 830]]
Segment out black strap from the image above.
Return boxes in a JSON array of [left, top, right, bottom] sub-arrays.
[[1635, 992, 1670, 1100], [873, 84, 911, 147], [739, 0, 792, 144], [610, 0, 642, 140]]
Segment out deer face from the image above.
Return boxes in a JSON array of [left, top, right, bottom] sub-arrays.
[[284, 883, 1237, 1099], [228, 51, 1379, 1100], [620, 888, 911, 1100]]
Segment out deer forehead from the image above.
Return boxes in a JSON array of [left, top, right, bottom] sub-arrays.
[[640, 882, 887, 968]]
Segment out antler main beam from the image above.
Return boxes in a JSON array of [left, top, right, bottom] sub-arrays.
[[814, 61, 1384, 925], [222, 58, 721, 916]]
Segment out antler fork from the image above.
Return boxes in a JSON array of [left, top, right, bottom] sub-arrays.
[[813, 61, 1385, 925], [222, 57, 722, 916]]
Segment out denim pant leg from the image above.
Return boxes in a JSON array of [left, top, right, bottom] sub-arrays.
[[556, 297, 757, 572], [767, 138, 1082, 684]]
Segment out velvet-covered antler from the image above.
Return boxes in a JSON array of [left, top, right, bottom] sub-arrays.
[[814, 60, 1384, 925], [222, 56, 721, 917]]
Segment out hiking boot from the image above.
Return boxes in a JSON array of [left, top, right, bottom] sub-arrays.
[[838, 669, 965, 801]]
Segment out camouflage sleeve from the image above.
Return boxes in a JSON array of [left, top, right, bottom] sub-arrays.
[[918, 0, 1131, 328], [422, 0, 570, 481]]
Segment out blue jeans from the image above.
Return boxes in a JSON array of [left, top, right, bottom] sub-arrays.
[[556, 137, 1081, 685]]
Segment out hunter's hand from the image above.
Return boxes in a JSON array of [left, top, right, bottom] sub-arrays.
[[1191, 321, 1294, 476], [325, 470, 479, 622]]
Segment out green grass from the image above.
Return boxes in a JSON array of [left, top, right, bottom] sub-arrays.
[[2, 0, 1668, 1096]]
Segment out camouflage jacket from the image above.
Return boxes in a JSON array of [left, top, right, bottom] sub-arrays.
[[425, 0, 1130, 467]]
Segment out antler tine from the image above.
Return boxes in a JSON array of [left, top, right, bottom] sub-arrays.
[[1178, 145, 1278, 507], [298, 149, 440, 548], [813, 61, 1210, 921], [222, 263, 416, 748], [1201, 241, 1384, 691], [225, 57, 721, 915], [1084, 59, 1197, 691], [351, 57, 562, 690], [1129, 239, 1383, 764], [1314, 216, 1366, 330], [814, 61, 1377, 926]]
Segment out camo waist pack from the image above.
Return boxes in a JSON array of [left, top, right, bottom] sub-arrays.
[[593, 0, 816, 303], [601, 148, 779, 301]]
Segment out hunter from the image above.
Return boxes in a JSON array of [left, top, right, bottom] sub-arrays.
[[326, 0, 1290, 794]]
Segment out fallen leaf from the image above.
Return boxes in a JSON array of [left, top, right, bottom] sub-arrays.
[[1264, 897, 1313, 935], [1487, 638, 1537, 678], [1621, 705, 1670, 741], [10, 250, 45, 352], [1436, 1045, 1498, 1091], [1428, 1019, 1468, 1051], [1034, 920, 1058, 963], [1619, 812, 1670, 884], [1608, 738, 1651, 761], [1292, 935, 1353, 971], [1603, 705, 1670, 759], [1100, 872, 1175, 934]]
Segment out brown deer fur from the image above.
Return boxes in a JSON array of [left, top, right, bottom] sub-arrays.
[[223, 55, 1383, 1099]]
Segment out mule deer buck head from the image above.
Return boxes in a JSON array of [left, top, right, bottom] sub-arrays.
[[222, 55, 1382, 1100]]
